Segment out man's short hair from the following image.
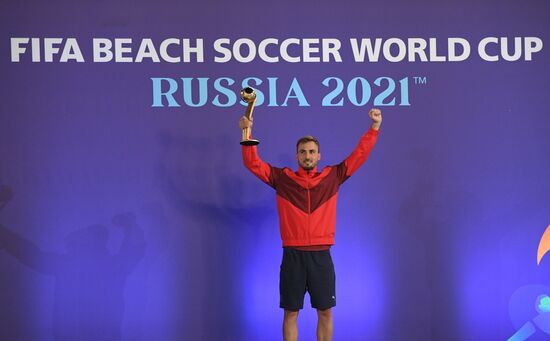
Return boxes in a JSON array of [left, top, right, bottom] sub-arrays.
[[296, 135, 320, 153]]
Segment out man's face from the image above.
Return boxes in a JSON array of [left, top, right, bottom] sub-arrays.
[[296, 141, 321, 171]]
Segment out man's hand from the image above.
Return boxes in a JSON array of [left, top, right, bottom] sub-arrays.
[[239, 116, 253, 130], [368, 108, 382, 131]]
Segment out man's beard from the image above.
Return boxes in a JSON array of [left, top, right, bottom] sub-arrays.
[[300, 160, 316, 170]]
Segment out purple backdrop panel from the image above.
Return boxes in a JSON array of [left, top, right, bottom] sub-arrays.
[[1, 0, 549, 340]]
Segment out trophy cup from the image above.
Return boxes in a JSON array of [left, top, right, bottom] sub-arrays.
[[240, 87, 260, 146]]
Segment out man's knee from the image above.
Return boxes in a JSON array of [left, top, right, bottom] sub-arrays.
[[317, 308, 332, 320], [284, 309, 299, 321]]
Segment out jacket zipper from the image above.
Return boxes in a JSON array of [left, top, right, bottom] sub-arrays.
[[306, 174, 311, 245]]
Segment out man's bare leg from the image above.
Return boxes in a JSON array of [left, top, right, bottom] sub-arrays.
[[283, 310, 299, 341], [316, 308, 333, 341]]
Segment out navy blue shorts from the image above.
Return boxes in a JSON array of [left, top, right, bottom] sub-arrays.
[[279, 248, 336, 310]]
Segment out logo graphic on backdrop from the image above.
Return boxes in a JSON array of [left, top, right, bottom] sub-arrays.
[[507, 225, 550, 340], [9, 36, 544, 108], [537, 225, 550, 266], [508, 285, 550, 341]]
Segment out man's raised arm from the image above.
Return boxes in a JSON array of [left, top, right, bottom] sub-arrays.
[[239, 116, 273, 186], [340, 108, 382, 179]]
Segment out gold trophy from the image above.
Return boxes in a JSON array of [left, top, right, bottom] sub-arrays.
[[240, 87, 260, 146]]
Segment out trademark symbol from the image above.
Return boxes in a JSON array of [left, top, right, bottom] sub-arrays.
[[413, 76, 427, 85]]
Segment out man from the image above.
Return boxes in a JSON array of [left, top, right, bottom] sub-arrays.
[[239, 108, 382, 341]]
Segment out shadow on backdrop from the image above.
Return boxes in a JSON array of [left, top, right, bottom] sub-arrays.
[[0, 207, 145, 341], [393, 148, 467, 340], [157, 132, 274, 340]]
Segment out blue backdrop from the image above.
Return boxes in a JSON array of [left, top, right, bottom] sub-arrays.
[[1, 0, 549, 340]]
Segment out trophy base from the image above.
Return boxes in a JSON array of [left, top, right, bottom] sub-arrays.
[[240, 139, 260, 146]]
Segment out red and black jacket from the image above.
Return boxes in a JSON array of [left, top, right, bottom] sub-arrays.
[[242, 128, 379, 247]]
